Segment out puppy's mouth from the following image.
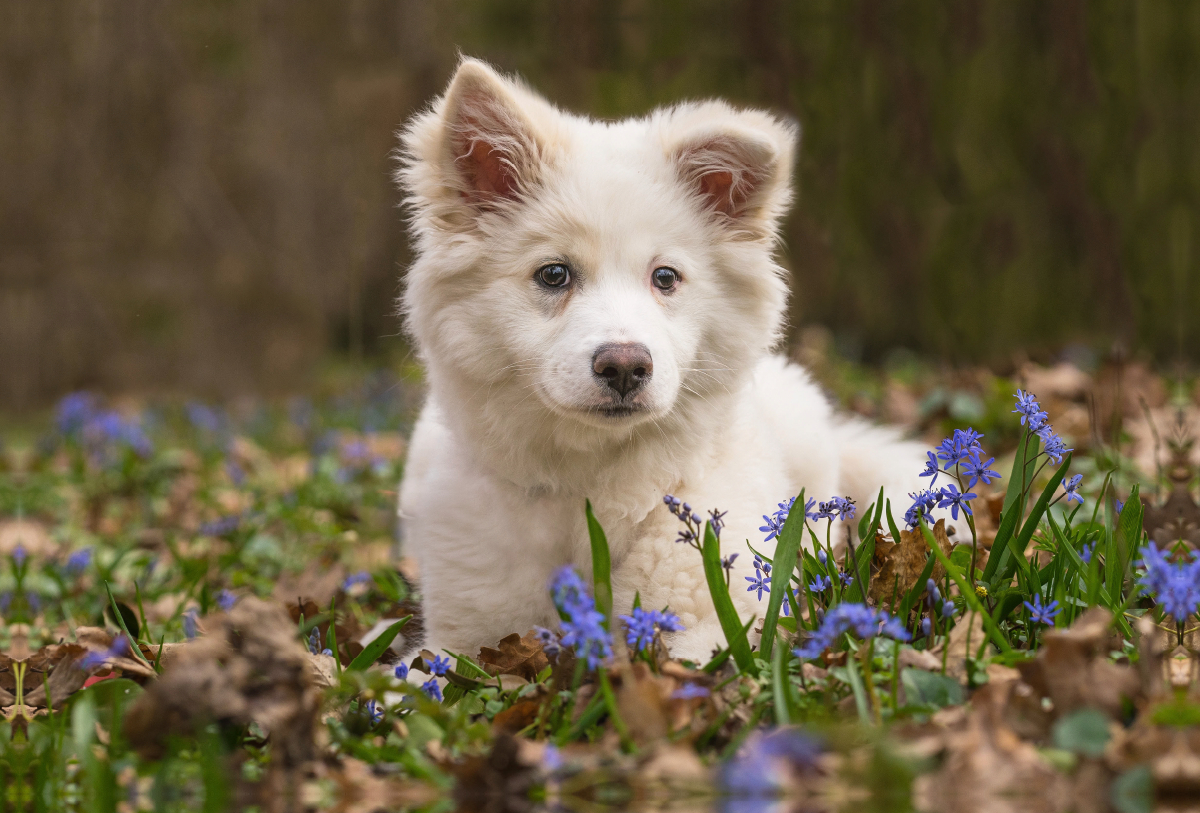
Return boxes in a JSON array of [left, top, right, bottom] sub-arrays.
[[590, 404, 646, 419]]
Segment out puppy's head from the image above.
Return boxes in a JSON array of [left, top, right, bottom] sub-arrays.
[[398, 59, 796, 439]]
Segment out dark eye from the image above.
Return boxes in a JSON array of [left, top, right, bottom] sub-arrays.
[[652, 266, 679, 291], [537, 263, 571, 289]]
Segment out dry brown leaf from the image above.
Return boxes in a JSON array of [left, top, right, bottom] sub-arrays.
[[491, 697, 542, 734], [477, 631, 550, 682], [870, 519, 952, 611], [124, 597, 320, 767], [1016, 607, 1141, 719], [319, 757, 440, 813]]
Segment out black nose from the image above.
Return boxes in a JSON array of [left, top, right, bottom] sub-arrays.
[[592, 343, 653, 398]]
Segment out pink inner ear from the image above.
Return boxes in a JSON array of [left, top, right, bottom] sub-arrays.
[[697, 170, 737, 215], [460, 137, 518, 201]]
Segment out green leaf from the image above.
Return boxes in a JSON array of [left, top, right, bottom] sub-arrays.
[[843, 488, 883, 604], [347, 616, 411, 671], [585, 499, 613, 629], [1108, 484, 1143, 602], [771, 636, 791, 726], [900, 668, 964, 707], [701, 521, 754, 673], [983, 432, 1041, 581], [104, 581, 151, 666], [1110, 766, 1154, 813], [1053, 708, 1111, 756], [993, 455, 1075, 585], [918, 522, 1012, 653], [761, 489, 805, 659]]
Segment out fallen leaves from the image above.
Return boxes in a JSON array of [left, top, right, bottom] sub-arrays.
[[477, 631, 550, 682], [124, 597, 321, 767], [871, 518, 953, 611]]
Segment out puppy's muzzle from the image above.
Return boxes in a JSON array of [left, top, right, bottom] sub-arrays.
[[592, 343, 653, 399]]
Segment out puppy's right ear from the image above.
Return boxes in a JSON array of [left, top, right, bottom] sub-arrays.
[[400, 59, 552, 226]]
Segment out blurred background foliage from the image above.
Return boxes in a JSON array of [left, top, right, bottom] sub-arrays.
[[2, 0, 1197, 411]]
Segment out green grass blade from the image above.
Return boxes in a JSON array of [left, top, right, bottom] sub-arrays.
[[1108, 484, 1142, 602], [917, 523, 1012, 653], [760, 490, 805, 659], [585, 499, 614, 628], [104, 582, 151, 666], [347, 616, 412, 671], [701, 521, 754, 672], [843, 489, 883, 604], [843, 650, 871, 725], [771, 638, 791, 726], [983, 432, 1041, 580], [994, 455, 1074, 585]]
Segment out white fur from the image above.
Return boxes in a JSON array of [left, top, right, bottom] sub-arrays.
[[395, 59, 943, 663]]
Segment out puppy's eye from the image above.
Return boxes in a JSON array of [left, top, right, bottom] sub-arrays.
[[537, 263, 571, 289], [652, 266, 680, 291]]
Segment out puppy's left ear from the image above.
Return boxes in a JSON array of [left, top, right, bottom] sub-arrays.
[[664, 106, 797, 238]]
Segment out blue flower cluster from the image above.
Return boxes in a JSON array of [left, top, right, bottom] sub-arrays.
[[663, 494, 724, 549], [1137, 544, 1200, 623], [64, 547, 92, 577], [57, 392, 154, 463], [793, 603, 910, 660], [549, 567, 614, 670], [904, 427, 1001, 528], [307, 628, 333, 657], [759, 494, 855, 543], [1012, 389, 1073, 464], [619, 607, 685, 653]]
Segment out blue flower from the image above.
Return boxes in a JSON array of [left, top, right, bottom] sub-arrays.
[[420, 679, 443, 702], [183, 609, 198, 640], [620, 607, 685, 653], [57, 392, 98, 436], [365, 699, 384, 725], [942, 600, 955, 619], [342, 571, 371, 592], [1137, 544, 1200, 624], [424, 655, 451, 676], [533, 626, 561, 657], [920, 451, 940, 485], [720, 552, 739, 574], [808, 575, 831, 593], [1061, 474, 1084, 505], [839, 571, 853, 587], [937, 483, 977, 520], [1023, 595, 1061, 626], [719, 729, 823, 798], [394, 663, 409, 680], [549, 566, 613, 670], [186, 402, 224, 435], [65, 547, 92, 576], [80, 635, 130, 670], [904, 488, 940, 529], [672, 683, 710, 700], [1041, 432, 1072, 465], [12, 545, 26, 567], [1013, 390, 1049, 430], [746, 556, 771, 601], [708, 508, 728, 539], [1080, 541, 1096, 564], [307, 628, 325, 655], [936, 428, 984, 471], [199, 515, 241, 538], [962, 451, 1002, 489], [216, 589, 237, 611], [793, 603, 910, 660], [926, 579, 940, 604], [920, 617, 931, 637], [1115, 499, 1125, 515]]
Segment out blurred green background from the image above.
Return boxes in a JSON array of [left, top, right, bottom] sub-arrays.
[[3, 0, 1197, 411]]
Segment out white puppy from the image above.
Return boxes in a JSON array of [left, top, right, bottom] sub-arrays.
[[396, 58, 938, 662]]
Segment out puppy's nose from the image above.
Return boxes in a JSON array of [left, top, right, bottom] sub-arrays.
[[592, 343, 653, 398]]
